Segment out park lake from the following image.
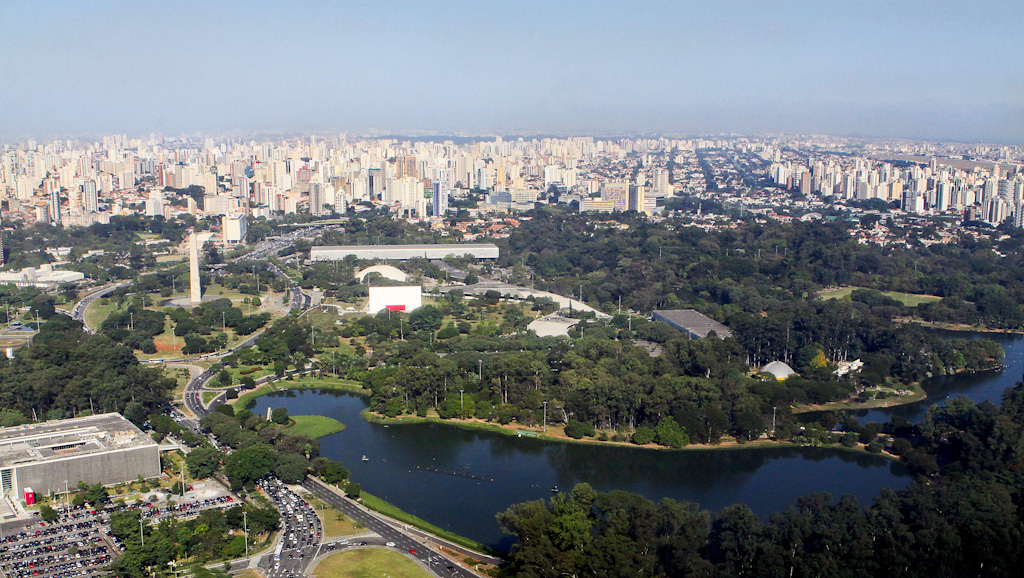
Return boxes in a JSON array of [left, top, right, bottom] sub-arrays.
[[251, 330, 1023, 551]]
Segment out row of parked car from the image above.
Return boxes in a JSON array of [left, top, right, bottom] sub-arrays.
[[0, 512, 112, 578]]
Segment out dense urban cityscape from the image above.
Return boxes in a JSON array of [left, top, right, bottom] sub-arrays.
[[3, 1, 1023, 577], [2, 132, 1022, 253]]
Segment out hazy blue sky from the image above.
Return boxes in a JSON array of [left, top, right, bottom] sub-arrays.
[[1, 0, 1021, 142]]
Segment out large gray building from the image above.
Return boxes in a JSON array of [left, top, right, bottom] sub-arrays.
[[0, 413, 160, 503], [310, 243, 499, 261], [652, 309, 733, 339]]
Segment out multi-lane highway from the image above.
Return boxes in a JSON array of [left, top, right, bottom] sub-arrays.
[[177, 370, 492, 578], [299, 477, 493, 578], [259, 478, 324, 577]]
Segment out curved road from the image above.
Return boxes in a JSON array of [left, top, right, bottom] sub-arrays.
[[69, 281, 131, 333], [86, 223, 493, 577]]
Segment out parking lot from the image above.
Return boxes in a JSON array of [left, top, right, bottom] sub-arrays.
[[0, 491, 238, 578], [0, 510, 112, 578]]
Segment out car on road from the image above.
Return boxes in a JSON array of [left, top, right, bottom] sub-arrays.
[[385, 542, 396, 547]]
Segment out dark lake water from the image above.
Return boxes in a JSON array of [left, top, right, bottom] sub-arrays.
[[252, 389, 909, 551], [853, 330, 1024, 424]]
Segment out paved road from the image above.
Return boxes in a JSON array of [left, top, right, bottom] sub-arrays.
[[167, 222, 496, 577], [69, 281, 131, 332], [299, 477, 485, 578]]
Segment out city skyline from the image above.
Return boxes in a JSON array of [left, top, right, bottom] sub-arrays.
[[1, 1, 1022, 144]]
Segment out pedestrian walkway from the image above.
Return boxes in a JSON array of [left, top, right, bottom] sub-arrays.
[[0, 497, 17, 520]]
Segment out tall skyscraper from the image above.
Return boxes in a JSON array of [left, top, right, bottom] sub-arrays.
[[83, 178, 98, 213], [48, 187, 61, 225], [309, 183, 326, 216], [432, 182, 448, 217], [146, 190, 164, 217], [396, 155, 417, 179], [434, 169, 452, 217]]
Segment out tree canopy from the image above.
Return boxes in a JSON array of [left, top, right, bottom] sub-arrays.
[[0, 315, 174, 419]]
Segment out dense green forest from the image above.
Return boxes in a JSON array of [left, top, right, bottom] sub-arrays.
[[496, 380, 1024, 578], [347, 311, 1000, 446], [0, 315, 174, 421], [499, 210, 1024, 329], [0, 215, 195, 275]]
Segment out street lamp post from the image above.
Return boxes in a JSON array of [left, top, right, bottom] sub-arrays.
[[243, 511, 248, 557], [139, 517, 144, 547], [543, 401, 547, 432], [460, 390, 464, 412]]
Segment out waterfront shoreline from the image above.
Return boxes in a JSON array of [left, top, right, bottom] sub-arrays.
[[235, 377, 896, 458], [234, 377, 368, 410], [892, 318, 1023, 334], [793, 362, 1006, 415], [359, 408, 895, 459]]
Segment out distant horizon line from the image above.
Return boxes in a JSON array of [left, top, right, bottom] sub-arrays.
[[2, 129, 1022, 149]]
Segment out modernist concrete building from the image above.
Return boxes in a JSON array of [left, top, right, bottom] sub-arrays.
[[760, 361, 798, 380], [0, 413, 160, 504], [354, 264, 409, 283], [367, 286, 423, 314], [310, 243, 499, 261], [652, 309, 733, 339]]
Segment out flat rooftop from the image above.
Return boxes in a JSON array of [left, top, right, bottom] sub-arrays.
[[653, 309, 733, 339], [0, 413, 156, 469]]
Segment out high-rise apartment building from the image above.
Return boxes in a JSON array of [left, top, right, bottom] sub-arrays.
[[309, 183, 326, 216], [396, 155, 417, 179], [600, 181, 629, 211], [47, 187, 61, 226], [83, 179, 98, 213]]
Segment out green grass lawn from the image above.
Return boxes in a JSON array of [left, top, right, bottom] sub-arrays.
[[360, 492, 492, 555], [165, 367, 194, 397], [288, 415, 345, 438], [310, 549, 430, 578], [283, 376, 364, 391], [307, 497, 366, 537], [226, 365, 275, 382], [818, 286, 941, 307], [235, 384, 277, 410], [202, 391, 219, 405], [83, 298, 123, 331]]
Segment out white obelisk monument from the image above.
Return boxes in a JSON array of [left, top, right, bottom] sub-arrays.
[[188, 231, 216, 306]]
